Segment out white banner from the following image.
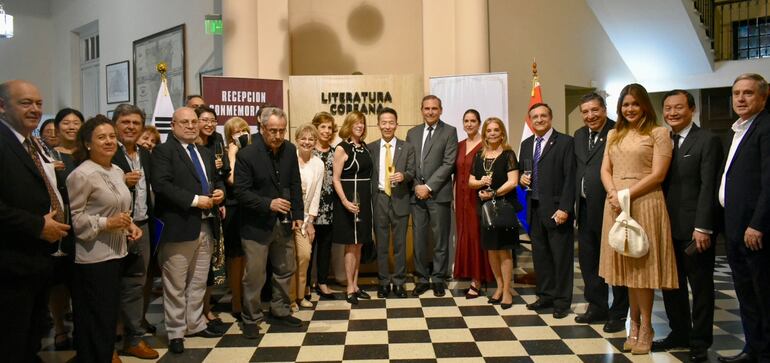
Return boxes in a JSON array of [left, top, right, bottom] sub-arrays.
[[429, 72, 509, 141]]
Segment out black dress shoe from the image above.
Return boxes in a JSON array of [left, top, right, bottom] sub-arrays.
[[242, 323, 260, 339], [412, 283, 430, 297], [393, 285, 407, 298], [188, 327, 224, 338], [346, 293, 358, 305], [717, 352, 755, 363], [603, 319, 626, 333], [574, 310, 608, 324], [690, 348, 708, 362], [525, 299, 553, 310], [356, 289, 371, 300], [377, 285, 391, 298], [433, 282, 446, 297], [651, 336, 689, 352], [553, 308, 569, 319], [169, 338, 184, 354]]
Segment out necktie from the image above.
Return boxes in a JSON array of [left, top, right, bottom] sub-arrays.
[[588, 131, 598, 152], [25, 138, 64, 222], [532, 137, 544, 195], [384, 143, 393, 196], [422, 125, 433, 161], [187, 144, 210, 195], [672, 134, 681, 157]]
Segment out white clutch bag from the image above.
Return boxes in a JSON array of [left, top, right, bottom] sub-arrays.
[[608, 189, 649, 258]]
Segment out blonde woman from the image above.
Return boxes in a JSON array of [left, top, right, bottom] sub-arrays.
[[468, 117, 520, 310], [332, 112, 373, 304], [222, 117, 251, 320], [290, 124, 325, 310], [310, 112, 339, 299]]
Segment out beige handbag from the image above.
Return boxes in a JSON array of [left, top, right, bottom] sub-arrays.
[[608, 189, 649, 258]]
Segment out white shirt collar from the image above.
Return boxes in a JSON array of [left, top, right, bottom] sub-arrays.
[[732, 113, 758, 133], [676, 122, 693, 139], [535, 127, 554, 142], [380, 138, 397, 149], [424, 122, 438, 132], [0, 119, 26, 144]]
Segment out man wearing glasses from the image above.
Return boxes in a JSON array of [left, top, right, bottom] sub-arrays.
[[151, 107, 226, 354], [235, 107, 304, 339]]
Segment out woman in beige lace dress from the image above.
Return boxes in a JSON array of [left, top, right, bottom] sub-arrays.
[[599, 83, 678, 354]]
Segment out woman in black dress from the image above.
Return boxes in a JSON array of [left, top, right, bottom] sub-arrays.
[[469, 117, 520, 310], [332, 111, 373, 304]]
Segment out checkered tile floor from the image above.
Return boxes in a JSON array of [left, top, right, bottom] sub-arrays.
[[40, 251, 744, 362]]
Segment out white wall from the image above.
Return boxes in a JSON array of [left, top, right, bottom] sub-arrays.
[[0, 0, 220, 115], [0, 0, 55, 109]]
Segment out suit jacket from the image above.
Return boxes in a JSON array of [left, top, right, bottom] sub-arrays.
[[234, 135, 304, 242], [574, 120, 615, 230], [0, 122, 55, 277], [663, 124, 724, 242], [367, 138, 416, 216], [720, 109, 770, 243], [151, 136, 224, 243], [112, 144, 154, 216], [405, 120, 458, 203], [520, 129, 576, 225]]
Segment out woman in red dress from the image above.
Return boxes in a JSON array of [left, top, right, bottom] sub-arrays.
[[454, 109, 495, 298]]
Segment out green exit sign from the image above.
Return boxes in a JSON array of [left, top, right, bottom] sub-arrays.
[[205, 15, 222, 35]]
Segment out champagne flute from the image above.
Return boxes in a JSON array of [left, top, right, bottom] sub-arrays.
[[483, 158, 495, 192], [353, 192, 361, 222], [281, 188, 292, 224], [520, 159, 533, 192], [214, 142, 224, 164], [51, 204, 69, 257], [388, 165, 396, 187]]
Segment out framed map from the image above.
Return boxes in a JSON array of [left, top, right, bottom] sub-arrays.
[[133, 24, 186, 122]]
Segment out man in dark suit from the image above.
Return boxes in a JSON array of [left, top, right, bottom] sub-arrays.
[[0, 80, 70, 362], [654, 90, 723, 362], [234, 107, 304, 339], [405, 95, 458, 297], [573, 93, 627, 332], [151, 107, 226, 354], [717, 73, 770, 363], [368, 107, 416, 299], [520, 103, 576, 319], [111, 103, 159, 359]]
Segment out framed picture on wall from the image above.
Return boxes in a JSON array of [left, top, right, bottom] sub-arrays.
[[106, 60, 130, 104], [133, 24, 186, 122]]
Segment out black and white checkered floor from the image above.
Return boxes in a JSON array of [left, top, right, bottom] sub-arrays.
[[40, 253, 745, 362]]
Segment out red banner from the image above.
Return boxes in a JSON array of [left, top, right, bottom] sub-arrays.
[[201, 76, 283, 126]]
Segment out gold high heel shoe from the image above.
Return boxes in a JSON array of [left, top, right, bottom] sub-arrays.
[[632, 325, 654, 354], [623, 321, 640, 351]]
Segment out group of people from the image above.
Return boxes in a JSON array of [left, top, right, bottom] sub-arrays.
[[0, 72, 767, 363]]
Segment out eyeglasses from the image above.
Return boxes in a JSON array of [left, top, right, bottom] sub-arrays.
[[175, 119, 199, 127], [265, 128, 286, 135]]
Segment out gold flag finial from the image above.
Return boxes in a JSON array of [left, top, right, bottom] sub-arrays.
[[532, 59, 538, 77], [156, 62, 168, 82]]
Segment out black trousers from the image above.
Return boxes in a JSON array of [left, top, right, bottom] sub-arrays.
[[530, 200, 574, 310], [309, 224, 333, 285], [661, 237, 715, 350], [0, 273, 50, 363], [726, 235, 770, 360], [73, 258, 122, 363], [578, 198, 629, 320]]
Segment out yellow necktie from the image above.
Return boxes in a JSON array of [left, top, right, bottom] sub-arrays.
[[384, 143, 392, 196]]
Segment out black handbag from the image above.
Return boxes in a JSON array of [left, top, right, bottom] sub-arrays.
[[481, 197, 521, 231]]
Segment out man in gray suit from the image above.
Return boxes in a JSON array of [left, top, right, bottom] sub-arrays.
[[406, 95, 458, 297], [368, 108, 416, 299]]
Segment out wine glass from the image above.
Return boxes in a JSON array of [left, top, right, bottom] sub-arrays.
[[49, 148, 65, 172], [281, 188, 292, 224], [353, 192, 361, 222], [388, 165, 397, 187], [51, 204, 69, 257], [214, 143, 224, 164], [483, 158, 495, 192], [520, 159, 533, 192]]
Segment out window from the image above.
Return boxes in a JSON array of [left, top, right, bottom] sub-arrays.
[[733, 17, 770, 59]]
